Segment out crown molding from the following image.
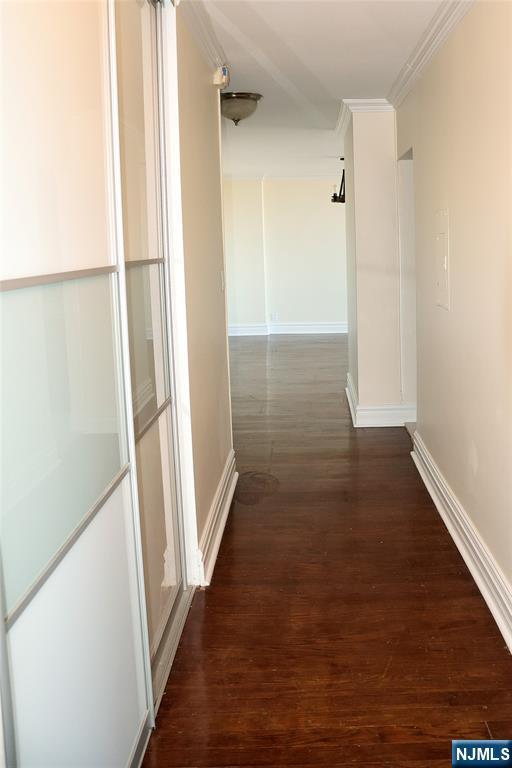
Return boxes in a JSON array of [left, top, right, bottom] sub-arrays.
[[335, 101, 351, 137], [388, 0, 475, 106], [342, 98, 394, 113], [180, 0, 227, 70]]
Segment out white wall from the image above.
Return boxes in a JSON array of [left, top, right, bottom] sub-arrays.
[[396, 0, 512, 585], [224, 178, 347, 334]]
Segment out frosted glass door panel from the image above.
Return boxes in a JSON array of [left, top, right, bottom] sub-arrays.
[[115, 0, 161, 263], [7, 478, 147, 766], [0, 275, 127, 614], [0, 1, 114, 280], [136, 412, 181, 657], [126, 265, 169, 435]]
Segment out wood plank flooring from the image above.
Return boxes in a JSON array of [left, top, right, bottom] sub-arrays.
[[143, 335, 512, 767]]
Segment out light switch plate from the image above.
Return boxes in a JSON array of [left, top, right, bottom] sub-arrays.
[[435, 209, 450, 310]]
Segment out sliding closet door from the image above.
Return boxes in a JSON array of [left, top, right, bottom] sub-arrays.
[[115, 0, 183, 673], [0, 1, 151, 764]]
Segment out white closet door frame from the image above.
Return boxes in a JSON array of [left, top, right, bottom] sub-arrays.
[[0, 1, 156, 764], [157, 2, 202, 587], [0, 2, 200, 764], [107, 0, 155, 731], [0, 555, 15, 766]]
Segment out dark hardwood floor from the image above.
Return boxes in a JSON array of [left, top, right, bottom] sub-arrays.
[[143, 335, 512, 767]]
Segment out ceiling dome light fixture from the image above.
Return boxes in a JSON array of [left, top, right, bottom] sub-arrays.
[[221, 92, 262, 126]]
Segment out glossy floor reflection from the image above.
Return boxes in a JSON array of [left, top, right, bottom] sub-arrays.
[[144, 335, 512, 767]]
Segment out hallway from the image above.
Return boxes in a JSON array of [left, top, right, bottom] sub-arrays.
[[144, 335, 512, 767]]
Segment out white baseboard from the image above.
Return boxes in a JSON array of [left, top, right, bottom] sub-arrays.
[[198, 449, 238, 586], [128, 710, 151, 768], [228, 324, 269, 336], [412, 432, 512, 653], [269, 321, 348, 335], [151, 587, 195, 714], [228, 322, 348, 336], [345, 373, 416, 427], [345, 372, 359, 425]]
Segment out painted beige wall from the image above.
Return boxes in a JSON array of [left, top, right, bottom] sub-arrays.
[[346, 109, 402, 407], [176, 11, 233, 540], [1, 0, 113, 280], [396, 1, 512, 582], [223, 179, 267, 326], [223, 178, 347, 328]]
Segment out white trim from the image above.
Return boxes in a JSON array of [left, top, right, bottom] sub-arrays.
[[161, 7, 202, 586], [228, 322, 348, 336], [412, 432, 512, 653], [107, 0, 155, 727], [269, 322, 348, 335], [151, 587, 195, 713], [198, 450, 238, 586], [345, 372, 359, 426], [345, 373, 416, 427], [335, 101, 351, 137], [405, 421, 416, 439], [343, 98, 394, 113], [127, 711, 151, 768], [228, 323, 269, 336], [388, 0, 475, 106], [180, 0, 227, 70], [352, 403, 417, 428]]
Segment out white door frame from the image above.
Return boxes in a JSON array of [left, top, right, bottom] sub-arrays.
[[157, 4, 202, 587]]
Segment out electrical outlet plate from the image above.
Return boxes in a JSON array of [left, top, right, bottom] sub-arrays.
[[435, 209, 450, 310]]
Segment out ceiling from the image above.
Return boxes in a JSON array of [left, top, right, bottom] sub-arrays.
[[184, 0, 444, 178]]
